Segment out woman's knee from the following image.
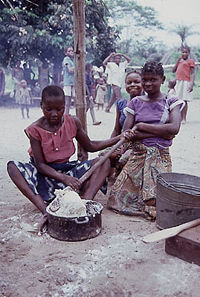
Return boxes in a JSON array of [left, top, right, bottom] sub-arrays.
[[7, 161, 18, 177]]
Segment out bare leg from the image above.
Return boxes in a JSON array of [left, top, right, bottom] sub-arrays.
[[89, 99, 101, 125], [26, 106, 30, 118], [181, 101, 188, 122], [21, 106, 25, 119], [105, 85, 121, 112], [81, 159, 111, 200], [89, 104, 97, 123], [7, 162, 46, 214]]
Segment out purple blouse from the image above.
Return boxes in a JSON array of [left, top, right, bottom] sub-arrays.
[[125, 95, 184, 149]]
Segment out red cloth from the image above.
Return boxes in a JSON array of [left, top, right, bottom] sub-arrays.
[[25, 114, 77, 163], [176, 58, 195, 81]]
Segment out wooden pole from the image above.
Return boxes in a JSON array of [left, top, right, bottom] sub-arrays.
[[73, 0, 88, 160]]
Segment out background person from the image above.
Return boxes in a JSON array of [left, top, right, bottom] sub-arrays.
[[103, 52, 130, 113], [85, 63, 101, 125], [23, 63, 35, 89], [15, 79, 32, 119], [12, 61, 24, 98], [62, 46, 75, 114], [0, 63, 5, 99], [95, 77, 107, 110], [172, 46, 195, 124]]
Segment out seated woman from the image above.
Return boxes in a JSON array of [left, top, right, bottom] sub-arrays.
[[7, 85, 121, 228]]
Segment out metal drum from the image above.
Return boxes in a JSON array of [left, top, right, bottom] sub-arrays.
[[156, 172, 200, 229]]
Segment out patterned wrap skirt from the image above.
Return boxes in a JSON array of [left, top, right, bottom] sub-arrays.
[[10, 158, 107, 202], [107, 142, 172, 219]]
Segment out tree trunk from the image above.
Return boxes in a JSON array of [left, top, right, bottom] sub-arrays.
[[73, 0, 88, 161]]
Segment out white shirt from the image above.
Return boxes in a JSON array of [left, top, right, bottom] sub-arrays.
[[106, 61, 128, 88]]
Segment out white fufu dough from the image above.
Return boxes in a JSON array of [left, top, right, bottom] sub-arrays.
[[47, 187, 87, 218]]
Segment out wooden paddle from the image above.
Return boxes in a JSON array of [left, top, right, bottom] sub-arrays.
[[48, 137, 126, 213], [142, 218, 200, 243], [79, 137, 125, 184]]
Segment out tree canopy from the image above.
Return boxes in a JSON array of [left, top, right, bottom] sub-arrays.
[[104, 0, 164, 64], [0, 0, 117, 68]]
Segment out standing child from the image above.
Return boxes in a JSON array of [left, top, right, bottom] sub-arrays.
[[62, 46, 75, 114], [15, 80, 32, 119], [7, 86, 121, 228], [12, 61, 24, 98], [107, 61, 184, 219], [103, 52, 130, 112], [85, 63, 101, 125], [168, 79, 176, 97], [95, 77, 106, 110], [172, 46, 195, 124]]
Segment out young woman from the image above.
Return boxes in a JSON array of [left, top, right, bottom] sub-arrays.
[[107, 61, 184, 219], [7, 85, 121, 228]]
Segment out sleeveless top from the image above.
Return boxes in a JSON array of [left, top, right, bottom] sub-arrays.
[[25, 114, 77, 163]]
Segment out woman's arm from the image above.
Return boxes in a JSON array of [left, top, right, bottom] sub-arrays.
[[172, 57, 181, 73], [66, 64, 74, 74], [188, 67, 195, 92], [122, 112, 156, 140], [115, 53, 131, 63], [30, 136, 81, 190], [110, 107, 122, 138], [122, 106, 181, 140], [103, 52, 115, 66], [122, 112, 135, 131], [74, 116, 121, 152], [134, 105, 181, 137]]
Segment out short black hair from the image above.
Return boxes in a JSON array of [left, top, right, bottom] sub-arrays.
[[41, 85, 65, 103], [64, 46, 73, 54], [182, 46, 190, 53], [141, 61, 164, 77], [125, 69, 141, 81]]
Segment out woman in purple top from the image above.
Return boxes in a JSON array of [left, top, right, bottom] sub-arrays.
[[107, 61, 184, 219]]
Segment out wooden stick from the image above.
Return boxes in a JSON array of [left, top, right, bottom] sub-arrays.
[[79, 137, 125, 184]]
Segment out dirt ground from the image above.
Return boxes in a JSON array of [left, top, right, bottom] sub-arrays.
[[1, 100, 200, 297]]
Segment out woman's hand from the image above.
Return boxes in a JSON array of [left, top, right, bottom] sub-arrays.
[[188, 84, 193, 92], [123, 128, 136, 141], [61, 175, 82, 192]]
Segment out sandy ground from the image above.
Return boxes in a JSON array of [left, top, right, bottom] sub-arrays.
[[1, 100, 200, 297]]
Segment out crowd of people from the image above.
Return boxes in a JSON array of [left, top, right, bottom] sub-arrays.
[[1, 45, 195, 124], [2, 44, 195, 231], [6, 44, 196, 231]]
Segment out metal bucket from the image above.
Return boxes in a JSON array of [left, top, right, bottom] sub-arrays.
[[156, 172, 200, 229]]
